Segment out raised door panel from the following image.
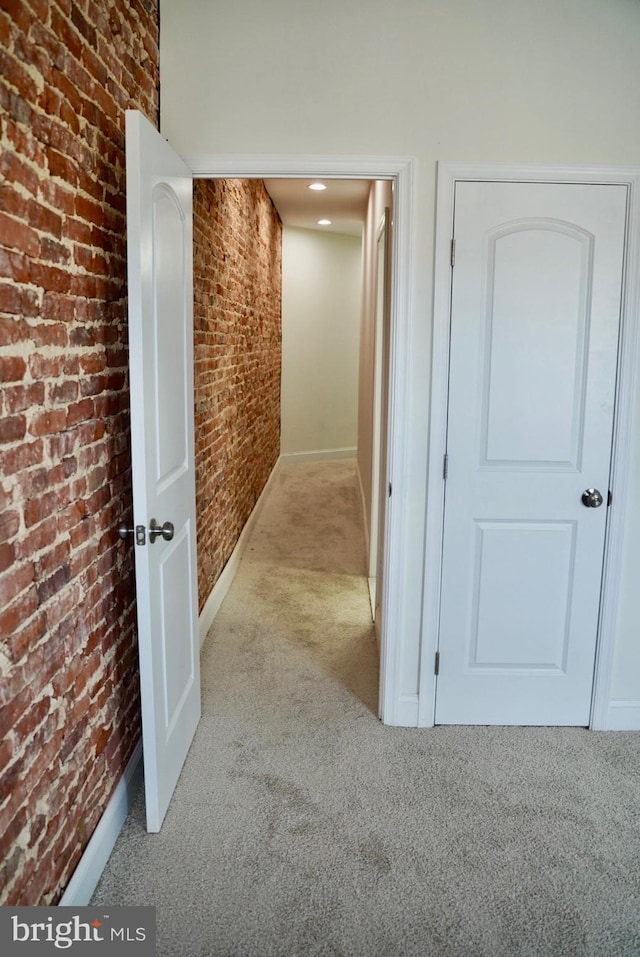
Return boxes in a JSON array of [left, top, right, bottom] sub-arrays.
[[469, 520, 576, 673], [152, 185, 189, 489], [159, 525, 197, 736], [481, 223, 592, 469]]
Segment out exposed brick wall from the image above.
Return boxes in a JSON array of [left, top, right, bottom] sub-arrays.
[[193, 179, 282, 610], [0, 0, 159, 904]]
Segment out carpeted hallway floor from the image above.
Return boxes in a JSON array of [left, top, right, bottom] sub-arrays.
[[92, 459, 640, 957]]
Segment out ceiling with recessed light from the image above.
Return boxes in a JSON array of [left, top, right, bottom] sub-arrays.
[[263, 179, 371, 237]]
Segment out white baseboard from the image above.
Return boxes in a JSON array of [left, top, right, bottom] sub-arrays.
[[199, 458, 282, 647], [390, 694, 420, 728], [279, 447, 356, 464], [605, 700, 640, 730], [59, 740, 143, 906]]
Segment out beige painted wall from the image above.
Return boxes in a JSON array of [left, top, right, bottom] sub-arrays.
[[160, 0, 640, 715], [281, 227, 362, 456]]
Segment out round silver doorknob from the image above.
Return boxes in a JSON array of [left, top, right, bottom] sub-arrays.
[[582, 488, 603, 508], [148, 519, 175, 543]]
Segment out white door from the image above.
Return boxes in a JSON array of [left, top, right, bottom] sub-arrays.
[[436, 181, 626, 726], [125, 110, 200, 829]]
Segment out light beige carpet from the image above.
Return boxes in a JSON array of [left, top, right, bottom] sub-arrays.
[[92, 459, 640, 957]]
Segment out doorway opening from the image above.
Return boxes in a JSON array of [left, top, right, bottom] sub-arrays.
[[193, 174, 394, 719], [185, 153, 416, 726]]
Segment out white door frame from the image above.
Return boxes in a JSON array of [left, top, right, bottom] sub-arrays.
[[184, 152, 417, 726], [420, 162, 640, 729], [369, 208, 390, 599]]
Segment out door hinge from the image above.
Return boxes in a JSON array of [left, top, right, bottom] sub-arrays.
[[434, 651, 440, 676], [443, 453, 448, 480], [388, 482, 392, 498], [450, 239, 456, 267], [608, 490, 612, 506]]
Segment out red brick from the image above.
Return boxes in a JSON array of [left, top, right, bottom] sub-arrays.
[[28, 409, 67, 437], [39, 237, 71, 266], [28, 353, 68, 378], [36, 539, 71, 579], [0, 510, 20, 543], [41, 292, 77, 322], [0, 440, 44, 477], [79, 351, 106, 374], [47, 431, 77, 461], [74, 195, 105, 229], [0, 211, 39, 257], [0, 149, 40, 198], [0, 246, 30, 283], [0, 282, 40, 317], [4, 382, 45, 413], [45, 147, 79, 187], [0, 561, 35, 605], [0, 356, 27, 382], [6, 612, 47, 664], [0, 414, 27, 444], [29, 262, 71, 294], [66, 397, 94, 426], [0, 48, 40, 102], [16, 514, 58, 561], [25, 0, 50, 23], [28, 322, 69, 348], [0, 541, 16, 573], [2, 0, 34, 34], [39, 179, 75, 217], [49, 380, 78, 404], [0, 586, 39, 640], [2, 116, 46, 170], [0, 316, 31, 346]]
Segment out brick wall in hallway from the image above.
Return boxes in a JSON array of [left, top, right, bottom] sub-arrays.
[[0, 0, 159, 904], [193, 179, 282, 611]]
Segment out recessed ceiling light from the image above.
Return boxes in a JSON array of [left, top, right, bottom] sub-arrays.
[[317, 219, 332, 226], [309, 183, 327, 191]]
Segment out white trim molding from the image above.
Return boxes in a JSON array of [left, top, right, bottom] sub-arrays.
[[421, 162, 640, 730], [184, 154, 415, 183], [280, 447, 356, 464], [606, 701, 640, 731], [183, 153, 418, 728], [59, 741, 143, 906]]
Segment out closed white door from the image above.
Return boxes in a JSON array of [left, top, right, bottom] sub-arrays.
[[125, 110, 200, 828], [436, 181, 626, 726]]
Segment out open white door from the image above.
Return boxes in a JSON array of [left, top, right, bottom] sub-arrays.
[[125, 110, 200, 830]]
